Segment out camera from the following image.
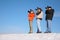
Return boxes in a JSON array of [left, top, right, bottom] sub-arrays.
[[28, 10, 31, 13]]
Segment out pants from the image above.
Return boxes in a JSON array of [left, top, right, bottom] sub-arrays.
[[46, 20, 52, 32], [36, 19, 42, 32], [29, 21, 33, 33]]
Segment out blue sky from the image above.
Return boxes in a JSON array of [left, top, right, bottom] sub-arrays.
[[0, 0, 60, 34]]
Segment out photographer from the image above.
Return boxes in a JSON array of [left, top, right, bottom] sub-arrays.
[[45, 6, 54, 33], [28, 9, 35, 33], [35, 7, 43, 33]]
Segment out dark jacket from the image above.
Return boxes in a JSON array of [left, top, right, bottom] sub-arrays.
[[45, 9, 54, 20]]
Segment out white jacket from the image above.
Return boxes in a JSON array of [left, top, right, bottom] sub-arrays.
[[36, 11, 43, 18]]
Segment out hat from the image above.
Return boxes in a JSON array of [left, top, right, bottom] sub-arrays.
[[35, 7, 42, 11], [45, 6, 52, 9]]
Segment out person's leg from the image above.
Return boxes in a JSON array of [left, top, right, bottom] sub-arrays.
[[48, 20, 52, 33], [47, 20, 49, 32], [36, 19, 42, 33], [45, 20, 49, 33], [29, 21, 33, 33], [45, 20, 52, 33]]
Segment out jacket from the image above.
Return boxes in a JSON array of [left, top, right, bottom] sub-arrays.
[[45, 9, 54, 20], [28, 13, 35, 21], [36, 11, 43, 19]]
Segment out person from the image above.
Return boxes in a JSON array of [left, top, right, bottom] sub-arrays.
[[28, 9, 35, 33], [35, 7, 43, 33], [45, 6, 54, 33]]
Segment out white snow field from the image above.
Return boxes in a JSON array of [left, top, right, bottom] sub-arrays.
[[0, 33, 60, 40]]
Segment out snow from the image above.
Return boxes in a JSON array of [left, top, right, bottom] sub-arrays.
[[0, 33, 60, 40]]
